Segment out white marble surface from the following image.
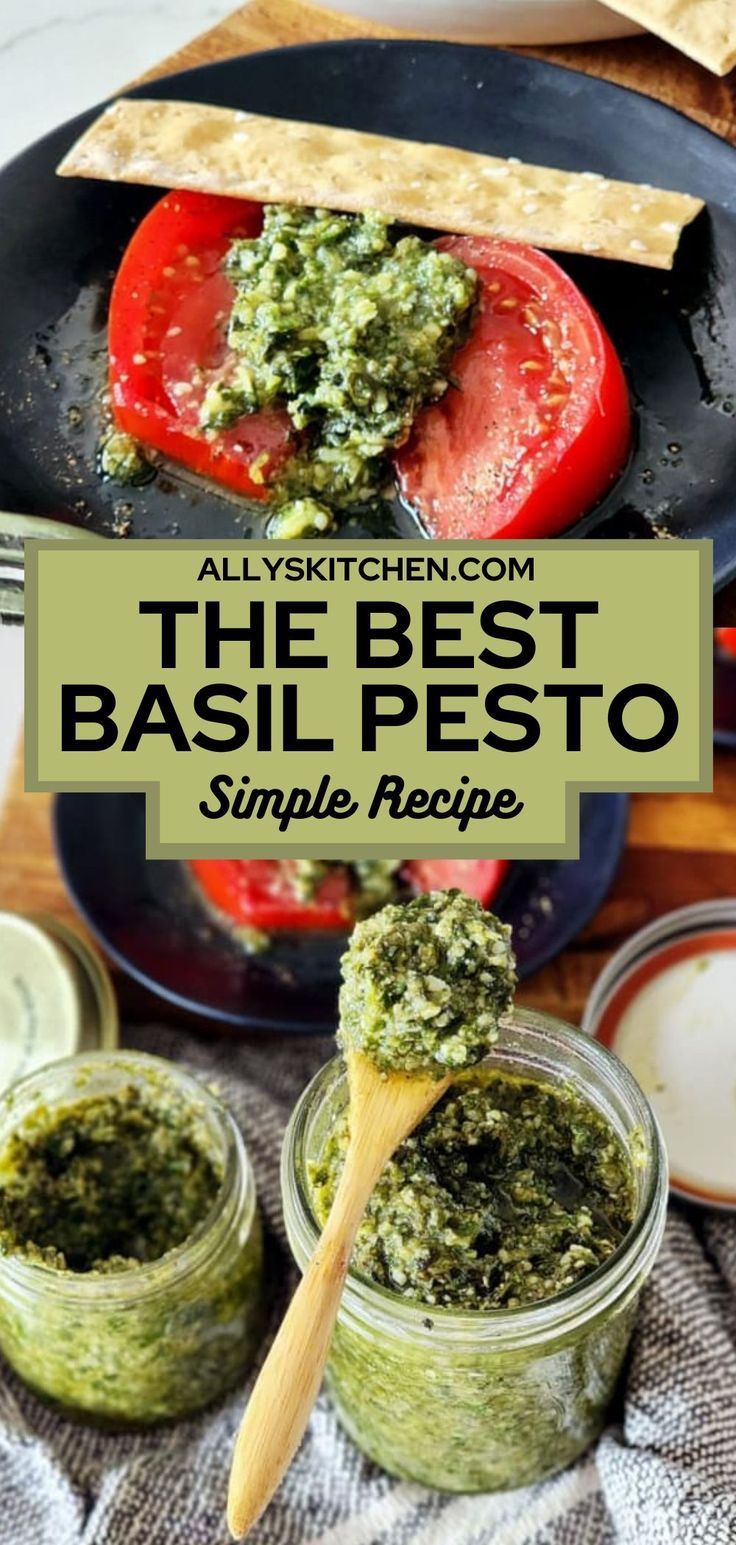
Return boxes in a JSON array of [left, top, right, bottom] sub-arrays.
[[0, 0, 234, 799], [0, 0, 235, 169]]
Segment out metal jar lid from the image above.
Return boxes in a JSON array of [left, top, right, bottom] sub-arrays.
[[0, 911, 118, 1095], [583, 900, 736, 1211]]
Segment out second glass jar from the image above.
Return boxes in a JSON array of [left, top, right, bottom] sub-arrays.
[[0, 1051, 263, 1425], [282, 1009, 667, 1493]]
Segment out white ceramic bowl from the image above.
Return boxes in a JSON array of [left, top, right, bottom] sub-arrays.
[[316, 0, 642, 45]]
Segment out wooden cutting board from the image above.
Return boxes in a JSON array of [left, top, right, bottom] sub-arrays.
[[139, 0, 736, 144], [0, 0, 732, 1030], [0, 740, 731, 1027]]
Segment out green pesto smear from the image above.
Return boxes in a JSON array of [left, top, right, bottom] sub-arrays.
[[293, 858, 401, 911], [98, 429, 153, 486], [337, 889, 516, 1076], [223, 860, 404, 956], [310, 1067, 635, 1310], [103, 206, 478, 534], [203, 205, 478, 530], [0, 1084, 221, 1273]]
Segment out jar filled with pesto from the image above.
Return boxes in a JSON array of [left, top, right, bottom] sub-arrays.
[[0, 1052, 263, 1425], [282, 1009, 667, 1493]]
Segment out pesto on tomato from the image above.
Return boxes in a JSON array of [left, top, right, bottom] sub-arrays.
[[107, 194, 630, 539], [202, 204, 478, 519]]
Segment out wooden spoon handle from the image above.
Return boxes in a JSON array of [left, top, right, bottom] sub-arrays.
[[227, 1162, 373, 1539]]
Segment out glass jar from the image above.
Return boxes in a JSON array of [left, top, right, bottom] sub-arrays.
[[282, 1009, 667, 1493], [0, 1051, 263, 1425]]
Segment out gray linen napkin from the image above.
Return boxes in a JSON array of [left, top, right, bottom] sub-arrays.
[[1, 1022, 734, 1545]]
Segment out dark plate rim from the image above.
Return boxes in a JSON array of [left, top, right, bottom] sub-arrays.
[[7, 37, 736, 183], [51, 796, 321, 1031], [714, 652, 736, 748]]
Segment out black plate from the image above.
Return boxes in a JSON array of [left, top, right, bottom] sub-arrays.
[[714, 650, 736, 749], [1, 42, 736, 580], [53, 791, 628, 1031]]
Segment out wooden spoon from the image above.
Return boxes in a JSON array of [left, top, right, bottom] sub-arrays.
[[227, 1047, 451, 1539]]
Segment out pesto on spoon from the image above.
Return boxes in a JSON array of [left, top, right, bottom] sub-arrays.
[[227, 889, 515, 1539], [338, 888, 516, 1075]]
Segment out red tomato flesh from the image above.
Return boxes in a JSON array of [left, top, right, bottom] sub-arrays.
[[189, 859, 354, 932], [402, 859, 509, 908], [715, 629, 736, 660], [108, 191, 293, 498], [110, 202, 629, 536], [395, 236, 631, 540], [190, 857, 510, 933]]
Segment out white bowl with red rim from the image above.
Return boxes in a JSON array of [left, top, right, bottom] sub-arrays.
[[583, 901, 736, 1211]]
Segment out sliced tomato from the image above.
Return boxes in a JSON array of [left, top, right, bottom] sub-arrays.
[[395, 237, 631, 540], [189, 859, 354, 932], [192, 856, 512, 934], [110, 203, 628, 530], [108, 191, 293, 498], [715, 629, 736, 660], [402, 859, 510, 908]]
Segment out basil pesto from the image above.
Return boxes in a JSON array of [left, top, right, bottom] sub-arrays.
[[337, 890, 516, 1075], [293, 858, 401, 913], [321, 1239, 639, 1493], [266, 498, 337, 540], [284, 1013, 664, 1496], [98, 428, 152, 486], [310, 1069, 635, 1309], [203, 205, 478, 526], [0, 1086, 221, 1272], [0, 1058, 263, 1425]]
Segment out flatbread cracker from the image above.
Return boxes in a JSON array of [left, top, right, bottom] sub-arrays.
[[602, 0, 736, 76], [57, 97, 703, 270]]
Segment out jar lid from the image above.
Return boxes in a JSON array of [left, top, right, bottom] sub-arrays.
[[0, 911, 118, 1094], [583, 901, 736, 1211]]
